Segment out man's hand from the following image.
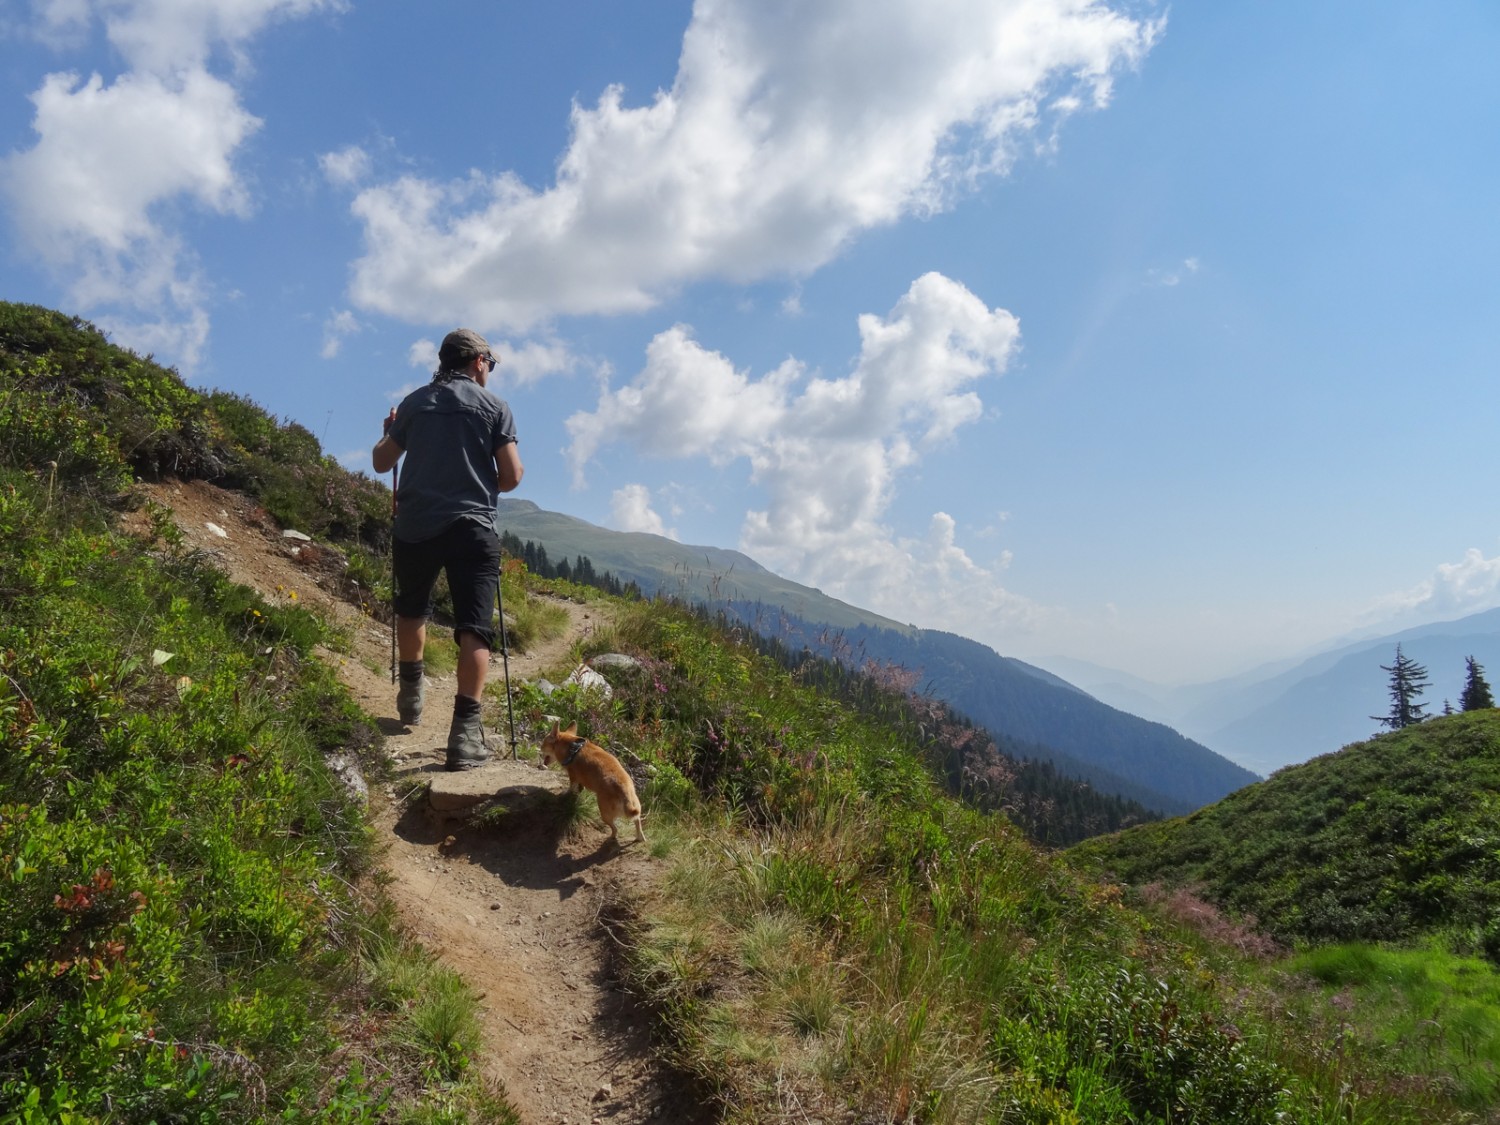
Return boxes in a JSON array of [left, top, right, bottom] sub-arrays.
[[383, 407, 396, 435]]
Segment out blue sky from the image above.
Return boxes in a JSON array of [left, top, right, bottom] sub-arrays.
[[3, 0, 1498, 684]]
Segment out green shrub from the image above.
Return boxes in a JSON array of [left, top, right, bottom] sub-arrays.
[[0, 478, 384, 1118]]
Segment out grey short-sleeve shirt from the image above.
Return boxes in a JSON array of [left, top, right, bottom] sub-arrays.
[[388, 376, 517, 542]]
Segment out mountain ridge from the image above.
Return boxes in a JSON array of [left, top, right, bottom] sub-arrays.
[[1058, 608, 1500, 775], [497, 499, 1259, 812]]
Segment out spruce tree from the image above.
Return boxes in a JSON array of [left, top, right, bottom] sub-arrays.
[[1372, 644, 1430, 729], [1460, 655, 1495, 711]]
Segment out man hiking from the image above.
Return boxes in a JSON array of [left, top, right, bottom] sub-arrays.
[[372, 328, 524, 770]]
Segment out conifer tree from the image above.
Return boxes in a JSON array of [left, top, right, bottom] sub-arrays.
[[1460, 655, 1495, 711], [1372, 644, 1430, 729]]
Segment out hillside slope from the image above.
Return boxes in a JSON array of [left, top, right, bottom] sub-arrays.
[[1071, 709, 1500, 953], [499, 499, 1257, 813], [497, 498, 906, 632], [840, 625, 1259, 812]]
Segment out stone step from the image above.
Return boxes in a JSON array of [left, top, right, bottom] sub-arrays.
[[427, 755, 571, 813]]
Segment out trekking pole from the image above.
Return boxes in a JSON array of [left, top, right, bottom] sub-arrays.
[[495, 562, 518, 758], [389, 462, 398, 686]]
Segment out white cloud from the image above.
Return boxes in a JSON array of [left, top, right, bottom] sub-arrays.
[[319, 144, 370, 187], [0, 0, 340, 369], [567, 270, 1040, 633], [1147, 256, 1200, 287], [1374, 548, 1500, 621], [31, 0, 93, 47], [342, 0, 1161, 330], [105, 303, 210, 370], [2, 69, 259, 332], [320, 308, 360, 358], [86, 0, 341, 75], [610, 484, 675, 539], [494, 338, 576, 387], [407, 338, 438, 371]]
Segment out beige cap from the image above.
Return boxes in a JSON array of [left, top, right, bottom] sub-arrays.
[[438, 328, 492, 369]]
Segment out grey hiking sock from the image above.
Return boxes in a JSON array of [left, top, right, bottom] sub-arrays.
[[397, 661, 424, 725]]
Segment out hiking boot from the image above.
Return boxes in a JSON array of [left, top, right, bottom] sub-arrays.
[[445, 708, 491, 771], [396, 674, 424, 726]]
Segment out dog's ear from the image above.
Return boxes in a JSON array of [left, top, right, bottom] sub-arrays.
[[550, 721, 561, 737], [564, 722, 579, 737]]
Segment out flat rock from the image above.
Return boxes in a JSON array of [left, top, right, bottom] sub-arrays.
[[587, 653, 639, 672], [428, 755, 570, 812]]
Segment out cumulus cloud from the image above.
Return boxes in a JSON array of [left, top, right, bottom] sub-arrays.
[[407, 337, 438, 371], [320, 308, 360, 358], [31, 0, 93, 47], [1374, 548, 1500, 621], [82, 0, 340, 74], [611, 484, 675, 538], [0, 0, 340, 369], [342, 0, 1161, 330], [494, 338, 576, 387], [567, 271, 1041, 633], [319, 144, 370, 187]]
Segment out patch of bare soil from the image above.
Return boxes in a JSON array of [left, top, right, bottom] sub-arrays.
[[134, 480, 709, 1125]]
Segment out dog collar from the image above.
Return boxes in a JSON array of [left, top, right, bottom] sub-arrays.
[[563, 739, 585, 765]]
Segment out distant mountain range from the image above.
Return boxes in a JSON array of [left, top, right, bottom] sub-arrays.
[[497, 500, 1258, 813], [1048, 609, 1500, 776]]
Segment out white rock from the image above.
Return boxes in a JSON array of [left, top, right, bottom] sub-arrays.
[[562, 664, 612, 698], [205, 522, 228, 538], [327, 754, 368, 804]]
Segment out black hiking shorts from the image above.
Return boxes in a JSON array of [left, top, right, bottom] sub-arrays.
[[392, 519, 502, 650]]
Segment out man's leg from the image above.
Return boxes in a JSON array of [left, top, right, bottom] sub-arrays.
[[444, 630, 493, 770], [395, 615, 427, 725], [456, 631, 490, 699], [392, 536, 442, 727], [444, 524, 502, 771], [397, 616, 427, 663]]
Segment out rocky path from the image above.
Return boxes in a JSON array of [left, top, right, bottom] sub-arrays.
[[135, 480, 707, 1125]]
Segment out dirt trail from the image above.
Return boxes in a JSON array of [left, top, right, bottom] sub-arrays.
[[133, 480, 705, 1125]]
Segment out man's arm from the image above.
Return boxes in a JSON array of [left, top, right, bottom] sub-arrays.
[[495, 441, 524, 493], [372, 407, 401, 473], [372, 434, 403, 474]]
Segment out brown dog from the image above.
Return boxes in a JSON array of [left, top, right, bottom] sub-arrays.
[[538, 722, 646, 845]]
